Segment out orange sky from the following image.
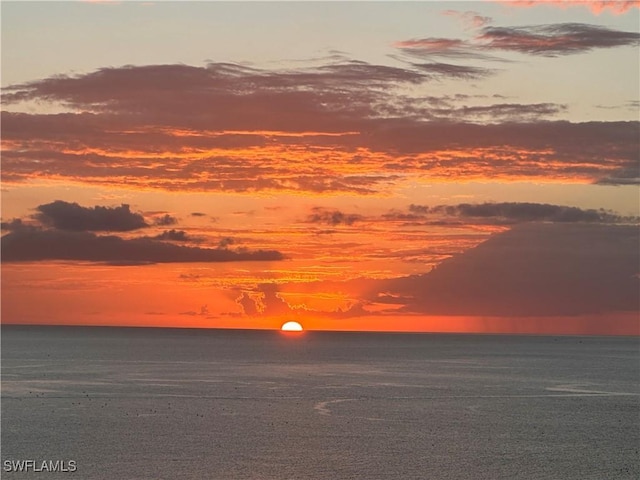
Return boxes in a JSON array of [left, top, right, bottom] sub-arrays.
[[1, 1, 638, 334]]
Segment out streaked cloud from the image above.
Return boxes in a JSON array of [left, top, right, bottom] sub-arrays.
[[394, 38, 500, 61], [305, 208, 364, 226], [1, 228, 283, 264], [399, 23, 640, 59], [402, 202, 634, 224], [150, 229, 197, 242], [412, 62, 494, 79], [497, 1, 640, 15], [478, 23, 640, 56], [442, 10, 493, 29], [1, 61, 637, 192]]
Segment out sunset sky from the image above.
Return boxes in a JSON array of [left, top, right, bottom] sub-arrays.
[[1, 1, 639, 334]]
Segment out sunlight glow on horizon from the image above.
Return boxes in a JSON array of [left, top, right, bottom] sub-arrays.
[[1, 1, 637, 335]]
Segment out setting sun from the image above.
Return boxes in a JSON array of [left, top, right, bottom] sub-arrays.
[[281, 321, 304, 332]]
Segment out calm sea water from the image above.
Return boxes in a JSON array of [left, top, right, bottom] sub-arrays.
[[2, 326, 639, 479]]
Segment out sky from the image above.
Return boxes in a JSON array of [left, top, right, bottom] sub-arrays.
[[1, 0, 639, 335]]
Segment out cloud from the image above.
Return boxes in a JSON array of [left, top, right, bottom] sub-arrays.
[[412, 62, 494, 79], [498, 1, 640, 16], [2, 61, 638, 192], [225, 223, 638, 329], [0, 62, 427, 124], [376, 223, 639, 316], [180, 305, 211, 317], [394, 38, 500, 61], [34, 200, 147, 231], [405, 202, 633, 224], [478, 23, 640, 56], [429, 102, 566, 121], [306, 207, 364, 226], [152, 213, 178, 226], [2, 218, 35, 232], [234, 282, 367, 319], [397, 23, 640, 59], [367, 120, 639, 185], [151, 229, 194, 242], [1, 228, 283, 263], [442, 10, 492, 28], [217, 237, 235, 248]]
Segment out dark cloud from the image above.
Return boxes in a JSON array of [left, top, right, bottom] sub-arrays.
[[153, 214, 178, 226], [1, 218, 39, 233], [377, 223, 639, 316], [478, 23, 640, 56], [397, 23, 639, 60], [180, 305, 211, 317], [190, 212, 207, 217], [409, 204, 430, 215], [429, 102, 566, 121], [152, 229, 193, 242], [306, 207, 364, 226], [406, 202, 633, 224], [217, 237, 235, 248], [368, 120, 639, 185], [318, 202, 633, 227], [2, 62, 638, 191], [1, 228, 283, 264], [34, 200, 147, 231], [1, 62, 426, 129]]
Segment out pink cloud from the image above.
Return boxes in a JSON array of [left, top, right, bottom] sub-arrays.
[[498, 1, 640, 15], [442, 10, 492, 28]]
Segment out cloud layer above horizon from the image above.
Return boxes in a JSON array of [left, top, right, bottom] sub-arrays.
[[1, 201, 283, 264], [3, 25, 639, 193], [1, 2, 638, 333]]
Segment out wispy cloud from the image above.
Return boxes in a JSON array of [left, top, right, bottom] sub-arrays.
[[2, 61, 638, 193], [352, 201, 634, 227], [402, 202, 634, 224], [496, 1, 640, 15], [398, 23, 640, 59], [394, 38, 501, 61], [1, 228, 283, 264], [412, 62, 494, 79], [478, 23, 640, 56], [305, 207, 364, 226], [442, 10, 493, 28], [150, 229, 196, 242]]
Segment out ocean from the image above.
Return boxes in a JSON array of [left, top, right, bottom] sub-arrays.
[[1, 326, 638, 479]]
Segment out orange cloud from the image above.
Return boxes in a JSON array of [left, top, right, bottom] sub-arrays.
[[1, 60, 638, 194]]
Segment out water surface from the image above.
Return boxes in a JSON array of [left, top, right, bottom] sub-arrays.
[[2, 326, 638, 479]]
